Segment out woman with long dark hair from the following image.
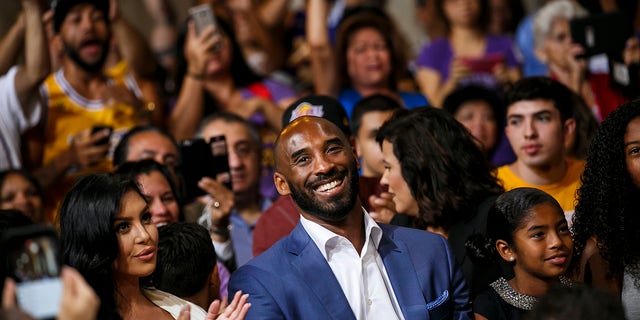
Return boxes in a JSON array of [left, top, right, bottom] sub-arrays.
[[376, 107, 503, 297], [571, 100, 640, 319], [59, 174, 249, 319]]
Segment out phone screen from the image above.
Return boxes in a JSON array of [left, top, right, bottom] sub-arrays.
[[5, 226, 62, 319], [189, 4, 217, 35], [209, 135, 232, 190], [91, 125, 113, 146], [179, 139, 217, 200]]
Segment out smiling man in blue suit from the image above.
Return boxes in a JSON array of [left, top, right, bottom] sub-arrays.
[[229, 115, 472, 319]]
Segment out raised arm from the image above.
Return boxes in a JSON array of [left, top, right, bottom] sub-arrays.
[[256, 0, 289, 29], [109, 0, 157, 78], [0, 13, 25, 75], [168, 23, 217, 141], [14, 0, 50, 108], [229, 2, 283, 74], [306, 0, 337, 96]]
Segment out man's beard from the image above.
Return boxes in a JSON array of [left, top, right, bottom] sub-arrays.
[[288, 162, 359, 222], [64, 42, 109, 74]]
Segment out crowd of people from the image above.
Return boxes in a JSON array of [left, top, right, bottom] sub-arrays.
[[1, 0, 640, 319]]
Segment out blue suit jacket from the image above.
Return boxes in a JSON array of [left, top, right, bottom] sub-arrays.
[[229, 222, 472, 319]]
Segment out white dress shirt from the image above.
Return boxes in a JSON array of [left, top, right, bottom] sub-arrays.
[[300, 210, 404, 320]]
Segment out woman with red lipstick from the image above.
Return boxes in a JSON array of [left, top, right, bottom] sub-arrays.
[[116, 159, 233, 301], [470, 188, 574, 320], [59, 174, 250, 320]]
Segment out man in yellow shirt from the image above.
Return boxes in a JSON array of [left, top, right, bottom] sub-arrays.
[[498, 77, 584, 216], [27, 0, 152, 221]]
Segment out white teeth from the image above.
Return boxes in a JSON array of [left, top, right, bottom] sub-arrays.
[[156, 222, 168, 227], [316, 180, 340, 192]]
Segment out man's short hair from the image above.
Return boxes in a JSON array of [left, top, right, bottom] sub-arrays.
[[52, 0, 110, 33], [153, 223, 217, 298], [350, 94, 402, 136], [442, 85, 505, 126], [505, 77, 574, 122], [112, 126, 180, 168], [195, 112, 262, 149]]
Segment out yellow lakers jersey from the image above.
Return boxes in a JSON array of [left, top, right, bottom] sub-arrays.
[[40, 68, 143, 221]]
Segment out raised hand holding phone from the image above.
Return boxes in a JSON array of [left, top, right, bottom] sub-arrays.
[[3, 225, 62, 319]]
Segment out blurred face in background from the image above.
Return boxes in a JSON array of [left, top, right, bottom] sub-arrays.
[[0, 172, 44, 222], [454, 100, 498, 154], [538, 18, 573, 70], [201, 120, 260, 194], [354, 110, 395, 177], [443, 0, 480, 28], [346, 27, 391, 90]]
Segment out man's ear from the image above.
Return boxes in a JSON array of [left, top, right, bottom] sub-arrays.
[[274, 172, 291, 196], [208, 264, 221, 301], [349, 136, 361, 171], [496, 239, 516, 263], [353, 136, 363, 158], [562, 118, 576, 148]]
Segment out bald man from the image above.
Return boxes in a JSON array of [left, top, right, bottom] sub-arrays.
[[229, 116, 471, 319]]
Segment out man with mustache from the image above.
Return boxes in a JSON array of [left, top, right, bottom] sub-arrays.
[[28, 0, 151, 220], [229, 115, 472, 319]]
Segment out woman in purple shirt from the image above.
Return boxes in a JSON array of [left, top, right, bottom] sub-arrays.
[[415, 0, 521, 107]]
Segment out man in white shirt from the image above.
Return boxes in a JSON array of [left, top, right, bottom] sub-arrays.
[[0, 0, 49, 170], [229, 115, 471, 319]]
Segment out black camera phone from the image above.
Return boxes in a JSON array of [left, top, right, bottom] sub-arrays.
[[91, 125, 113, 146], [179, 136, 231, 200]]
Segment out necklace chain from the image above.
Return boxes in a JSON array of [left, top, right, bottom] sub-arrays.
[[489, 276, 573, 311]]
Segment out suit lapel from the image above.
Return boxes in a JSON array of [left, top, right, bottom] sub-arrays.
[[377, 228, 426, 316], [287, 223, 356, 320]]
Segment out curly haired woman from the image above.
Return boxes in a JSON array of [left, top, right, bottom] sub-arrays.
[[571, 100, 640, 319]]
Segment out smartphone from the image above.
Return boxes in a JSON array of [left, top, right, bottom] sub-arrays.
[[570, 12, 631, 58], [3, 225, 62, 319], [189, 4, 217, 35], [460, 53, 505, 74], [209, 135, 232, 191], [91, 125, 113, 146]]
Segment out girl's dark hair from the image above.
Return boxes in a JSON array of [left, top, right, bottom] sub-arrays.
[[441, 85, 505, 154], [175, 14, 262, 101], [114, 159, 184, 221], [467, 187, 562, 262], [435, 0, 490, 34], [571, 100, 640, 282], [376, 107, 503, 228], [334, 6, 409, 91], [59, 174, 143, 320], [0, 169, 44, 202]]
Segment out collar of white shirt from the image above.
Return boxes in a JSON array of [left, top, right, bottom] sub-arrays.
[[299, 208, 382, 259]]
